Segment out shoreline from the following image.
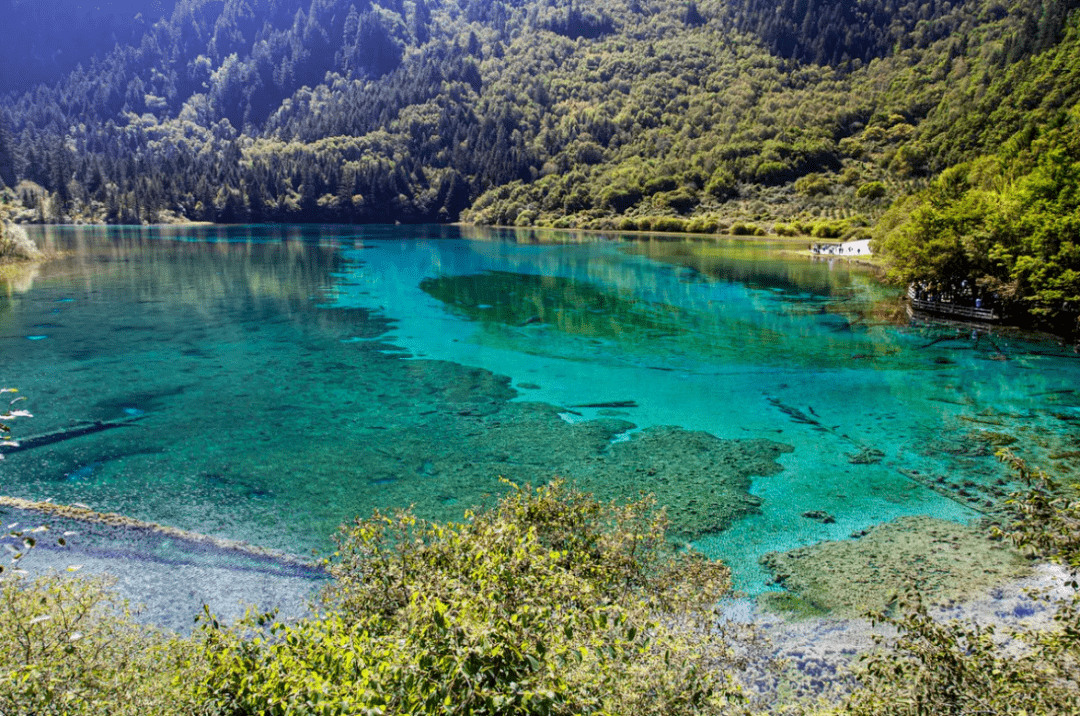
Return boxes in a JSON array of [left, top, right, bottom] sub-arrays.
[[6, 495, 1072, 631], [17, 217, 851, 246], [456, 220, 846, 245], [1, 497, 326, 633], [0, 496, 321, 571], [8, 494, 1074, 706], [737, 560, 1077, 704]]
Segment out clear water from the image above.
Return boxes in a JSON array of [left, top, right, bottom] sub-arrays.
[[3, 224, 1079, 594]]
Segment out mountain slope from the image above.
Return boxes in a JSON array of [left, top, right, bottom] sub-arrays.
[[0, 0, 1078, 233]]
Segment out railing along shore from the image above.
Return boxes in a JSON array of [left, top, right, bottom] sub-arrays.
[[907, 285, 1000, 322]]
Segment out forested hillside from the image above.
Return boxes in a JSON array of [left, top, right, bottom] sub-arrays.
[[0, 0, 1078, 237], [0, 0, 174, 95]]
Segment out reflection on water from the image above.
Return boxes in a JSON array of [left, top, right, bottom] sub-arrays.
[[418, 263, 905, 371], [2, 224, 1079, 598], [420, 271, 688, 339]]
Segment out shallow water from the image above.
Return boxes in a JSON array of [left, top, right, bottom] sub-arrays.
[[2, 224, 1079, 598]]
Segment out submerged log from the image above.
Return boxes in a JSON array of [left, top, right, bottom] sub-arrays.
[[2, 415, 146, 453], [895, 468, 999, 517], [0, 495, 322, 572]]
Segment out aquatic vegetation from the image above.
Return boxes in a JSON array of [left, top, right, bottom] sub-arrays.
[[576, 428, 791, 541], [420, 271, 688, 339], [759, 516, 1030, 618], [420, 264, 908, 371]]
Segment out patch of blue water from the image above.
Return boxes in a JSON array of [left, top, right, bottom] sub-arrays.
[[327, 234, 1080, 592], [3, 225, 1078, 598], [66, 461, 102, 482]]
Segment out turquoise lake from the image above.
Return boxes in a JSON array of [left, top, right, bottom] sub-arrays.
[[3, 224, 1080, 593]]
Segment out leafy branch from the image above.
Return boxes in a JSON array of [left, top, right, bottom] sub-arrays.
[[996, 448, 1080, 586]]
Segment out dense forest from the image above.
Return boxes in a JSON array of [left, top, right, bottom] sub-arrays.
[[1, 0, 1080, 321]]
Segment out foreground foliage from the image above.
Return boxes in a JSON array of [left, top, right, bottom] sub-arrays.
[[3, 457, 1079, 714], [837, 590, 1080, 716], [0, 572, 209, 716], [2, 390, 210, 714], [834, 450, 1080, 716], [998, 449, 1080, 581], [198, 481, 753, 715]]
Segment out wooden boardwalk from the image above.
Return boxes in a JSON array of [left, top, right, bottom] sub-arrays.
[[908, 286, 1000, 322]]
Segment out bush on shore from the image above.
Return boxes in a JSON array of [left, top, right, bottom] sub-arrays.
[[831, 449, 1080, 716], [3, 481, 759, 716], [0, 571, 210, 716], [198, 481, 754, 716], [0, 220, 40, 261], [0, 197, 41, 261]]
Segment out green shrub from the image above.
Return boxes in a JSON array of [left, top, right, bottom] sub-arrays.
[[751, 160, 791, 184], [0, 571, 209, 715], [643, 176, 678, 195], [855, 181, 887, 199], [841, 227, 872, 242], [772, 222, 800, 236], [686, 215, 720, 234], [862, 125, 887, 142], [839, 166, 863, 186], [704, 168, 737, 200], [838, 589, 1080, 716], [838, 138, 865, 158], [794, 173, 832, 197], [995, 450, 1080, 577], [810, 221, 845, 238], [650, 216, 688, 233], [199, 481, 751, 716], [653, 188, 698, 214], [599, 185, 643, 213], [730, 222, 765, 236]]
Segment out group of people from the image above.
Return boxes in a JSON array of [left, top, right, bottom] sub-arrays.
[[910, 280, 995, 312], [809, 240, 872, 256]]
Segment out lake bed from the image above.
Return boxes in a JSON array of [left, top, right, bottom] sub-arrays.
[[3, 224, 1078, 623]]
